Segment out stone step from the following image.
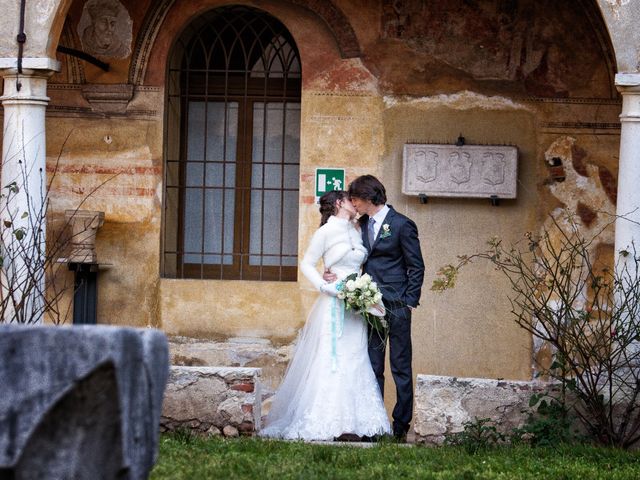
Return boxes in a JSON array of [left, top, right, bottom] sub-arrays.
[[168, 335, 290, 400]]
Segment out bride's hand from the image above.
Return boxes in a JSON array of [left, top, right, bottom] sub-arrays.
[[320, 282, 340, 297], [323, 269, 337, 283]]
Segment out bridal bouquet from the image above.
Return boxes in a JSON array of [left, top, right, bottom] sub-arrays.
[[337, 273, 388, 332]]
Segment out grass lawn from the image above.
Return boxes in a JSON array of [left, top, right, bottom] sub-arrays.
[[151, 434, 640, 479]]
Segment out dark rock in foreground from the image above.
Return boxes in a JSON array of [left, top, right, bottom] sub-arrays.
[[0, 325, 169, 480]]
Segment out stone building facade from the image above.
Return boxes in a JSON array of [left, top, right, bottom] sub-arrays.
[[2, 0, 640, 409]]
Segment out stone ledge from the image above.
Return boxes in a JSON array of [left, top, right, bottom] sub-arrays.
[[413, 374, 560, 445], [161, 366, 262, 437]]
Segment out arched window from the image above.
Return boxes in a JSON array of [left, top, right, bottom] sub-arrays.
[[163, 6, 301, 281]]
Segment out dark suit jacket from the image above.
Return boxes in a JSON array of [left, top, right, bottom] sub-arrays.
[[360, 206, 425, 308]]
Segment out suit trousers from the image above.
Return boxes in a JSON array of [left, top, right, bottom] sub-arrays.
[[367, 303, 412, 434]]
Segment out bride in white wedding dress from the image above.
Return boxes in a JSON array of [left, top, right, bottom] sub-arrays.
[[260, 191, 391, 441]]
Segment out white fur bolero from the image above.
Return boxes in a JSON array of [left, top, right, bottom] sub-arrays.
[[299, 216, 367, 291]]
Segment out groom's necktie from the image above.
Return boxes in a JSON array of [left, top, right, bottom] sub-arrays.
[[368, 218, 376, 246]]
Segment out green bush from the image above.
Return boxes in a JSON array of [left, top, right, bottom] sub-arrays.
[[513, 392, 582, 447], [444, 417, 505, 453]]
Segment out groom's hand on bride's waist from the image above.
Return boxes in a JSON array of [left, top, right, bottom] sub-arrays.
[[323, 269, 338, 283]]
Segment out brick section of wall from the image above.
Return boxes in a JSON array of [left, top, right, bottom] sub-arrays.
[[161, 366, 262, 437]]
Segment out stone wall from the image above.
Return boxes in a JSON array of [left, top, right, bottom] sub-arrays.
[[413, 374, 562, 445], [169, 336, 291, 401], [161, 366, 262, 437]]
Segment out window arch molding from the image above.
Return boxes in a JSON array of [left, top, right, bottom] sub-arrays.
[[129, 0, 361, 86]]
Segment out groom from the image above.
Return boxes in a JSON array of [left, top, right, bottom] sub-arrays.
[[325, 175, 425, 441]]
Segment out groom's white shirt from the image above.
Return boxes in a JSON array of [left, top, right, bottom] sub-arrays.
[[369, 204, 389, 241]]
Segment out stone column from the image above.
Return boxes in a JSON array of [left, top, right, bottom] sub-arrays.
[[0, 58, 59, 323], [614, 73, 640, 266]]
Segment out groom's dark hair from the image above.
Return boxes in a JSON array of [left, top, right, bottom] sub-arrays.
[[348, 175, 387, 205]]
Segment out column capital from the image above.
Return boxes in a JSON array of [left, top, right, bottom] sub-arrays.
[[0, 59, 59, 106], [616, 74, 640, 121], [616, 73, 640, 93], [0, 57, 60, 73]]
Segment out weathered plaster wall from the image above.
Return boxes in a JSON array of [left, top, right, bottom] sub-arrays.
[[381, 96, 538, 380], [34, 0, 623, 406], [46, 116, 162, 327]]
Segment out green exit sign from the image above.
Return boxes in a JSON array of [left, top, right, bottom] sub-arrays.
[[315, 168, 345, 201]]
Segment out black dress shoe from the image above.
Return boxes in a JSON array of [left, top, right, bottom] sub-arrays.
[[393, 433, 407, 443], [334, 433, 361, 442], [392, 426, 408, 443]]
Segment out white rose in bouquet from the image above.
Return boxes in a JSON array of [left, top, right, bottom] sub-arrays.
[[336, 272, 387, 336]]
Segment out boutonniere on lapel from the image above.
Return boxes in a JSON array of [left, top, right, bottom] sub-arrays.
[[379, 223, 391, 239]]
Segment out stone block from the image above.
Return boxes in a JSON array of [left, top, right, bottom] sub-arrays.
[[413, 374, 559, 445], [402, 143, 518, 199], [0, 325, 169, 480], [222, 425, 239, 438], [161, 366, 262, 436]]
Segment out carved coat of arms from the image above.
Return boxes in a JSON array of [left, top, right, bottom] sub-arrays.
[[481, 152, 506, 186], [412, 150, 439, 183], [449, 152, 472, 184]]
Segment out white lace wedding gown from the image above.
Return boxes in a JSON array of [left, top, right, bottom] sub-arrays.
[[260, 216, 391, 440]]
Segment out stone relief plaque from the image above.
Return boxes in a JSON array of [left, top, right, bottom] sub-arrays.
[[78, 0, 132, 58], [402, 144, 518, 199]]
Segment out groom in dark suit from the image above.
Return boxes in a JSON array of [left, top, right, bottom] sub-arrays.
[[333, 175, 425, 441]]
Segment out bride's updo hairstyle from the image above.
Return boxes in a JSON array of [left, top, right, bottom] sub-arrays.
[[319, 190, 349, 226]]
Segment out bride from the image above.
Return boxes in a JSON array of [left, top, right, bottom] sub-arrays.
[[260, 190, 391, 440]]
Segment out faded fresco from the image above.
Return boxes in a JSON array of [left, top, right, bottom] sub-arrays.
[[376, 0, 613, 98]]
